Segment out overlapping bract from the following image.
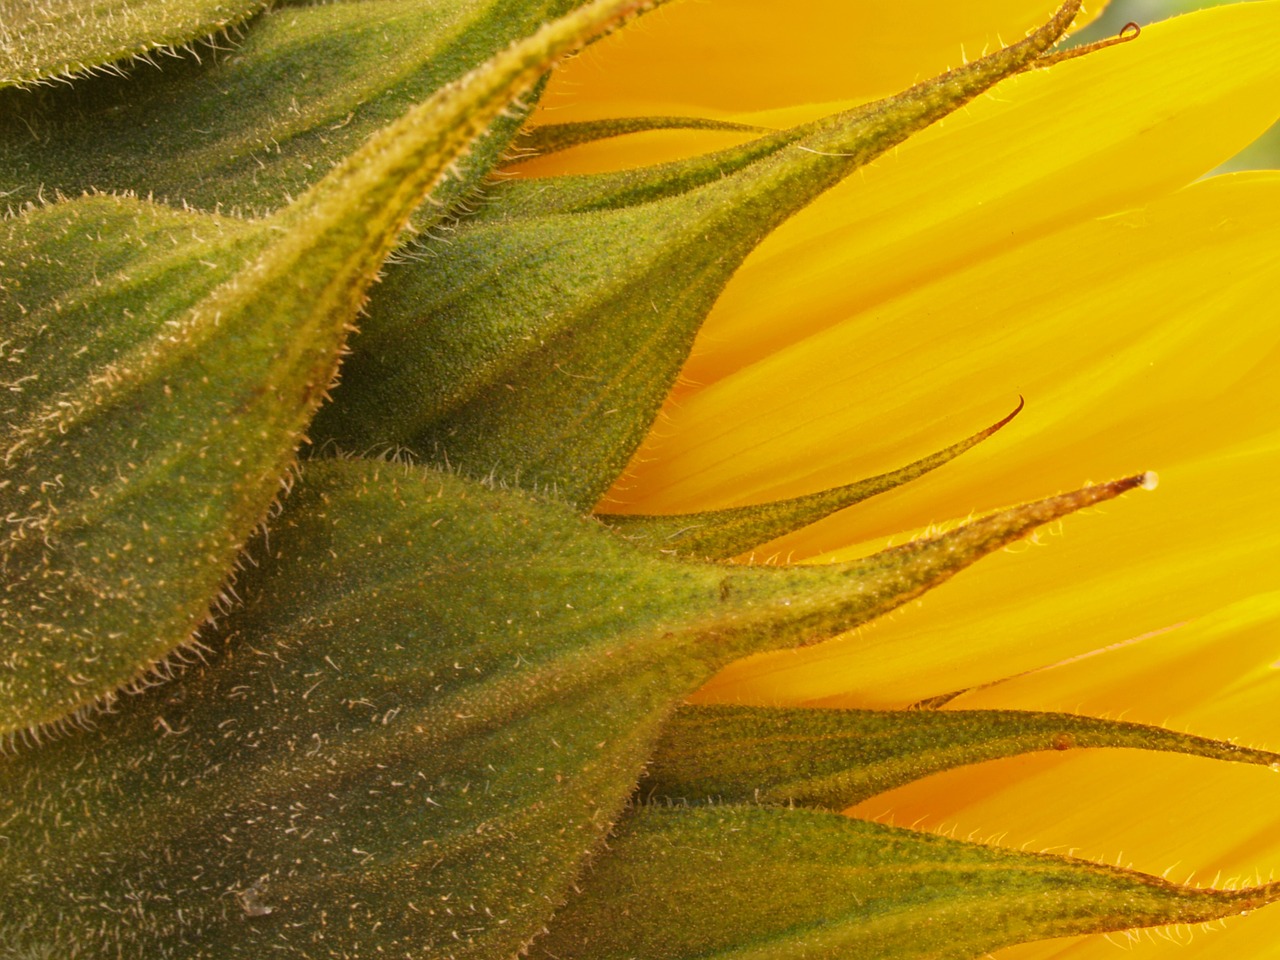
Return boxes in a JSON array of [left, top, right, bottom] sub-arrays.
[[1, 0, 658, 733], [2, 2, 1279, 958], [0, 0, 265, 89]]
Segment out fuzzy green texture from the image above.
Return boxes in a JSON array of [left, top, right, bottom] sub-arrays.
[[646, 704, 1280, 809], [0, 0, 604, 213], [532, 805, 1280, 960], [0, 460, 725, 959], [0, 0, 265, 89], [0, 0, 658, 733], [0, 460, 1154, 957], [309, 12, 1080, 507], [4, 0, 1280, 956]]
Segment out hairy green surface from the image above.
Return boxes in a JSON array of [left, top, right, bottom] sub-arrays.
[[310, 9, 1082, 508], [0, 460, 723, 959], [6, 1, 1280, 956], [1, 192, 331, 732], [0, 458, 1141, 957], [0, 0, 265, 89], [533, 805, 1280, 960], [0, 0, 656, 734], [0, 0, 597, 214], [646, 704, 1280, 809]]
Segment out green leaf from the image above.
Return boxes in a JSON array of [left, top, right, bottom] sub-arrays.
[[0, 0, 650, 734], [0, 458, 1148, 956], [600, 400, 1023, 559], [644, 703, 1280, 810], [0, 0, 604, 214], [532, 805, 1280, 960], [0, 0, 266, 89], [311, 1, 1086, 508]]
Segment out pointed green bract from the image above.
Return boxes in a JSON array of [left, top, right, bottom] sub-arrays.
[[710, 473, 1156, 652], [511, 115, 772, 159], [0, 0, 604, 214], [0, 0, 654, 734], [0, 459, 723, 958], [645, 704, 1280, 810], [312, 3, 1085, 508], [490, 122, 810, 217], [5, 1, 1269, 956], [2, 193, 317, 734], [0, 0, 265, 89], [0, 455, 1149, 956], [532, 805, 1280, 960], [600, 401, 1023, 559]]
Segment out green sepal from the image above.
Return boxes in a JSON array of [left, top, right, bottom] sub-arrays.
[[531, 804, 1280, 960], [3, 193, 318, 733], [510, 115, 772, 159], [0, 0, 650, 734], [0, 0, 606, 215], [0, 0, 266, 89], [312, 2, 1086, 508], [0, 458, 727, 959], [0, 457, 1151, 956], [644, 703, 1280, 810], [600, 400, 1023, 559], [708, 473, 1156, 655]]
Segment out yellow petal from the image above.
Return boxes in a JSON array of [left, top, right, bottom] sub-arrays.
[[518, 3, 1106, 175], [610, 169, 1280, 539], [539, 0, 1100, 117], [683, 183, 1280, 700], [599, 3, 1280, 515], [689, 425, 1280, 706], [844, 596, 1280, 958], [533, 3, 1280, 956]]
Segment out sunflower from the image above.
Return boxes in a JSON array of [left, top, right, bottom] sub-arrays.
[[529, 1, 1280, 956], [3, 0, 1280, 957]]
